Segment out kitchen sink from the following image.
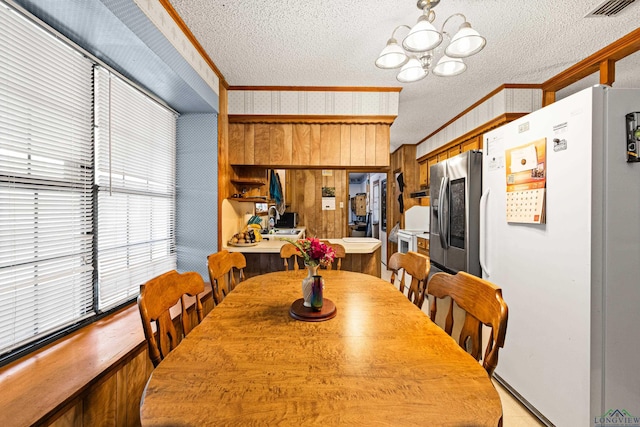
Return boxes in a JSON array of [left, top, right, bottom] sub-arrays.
[[272, 228, 302, 235], [257, 228, 305, 240]]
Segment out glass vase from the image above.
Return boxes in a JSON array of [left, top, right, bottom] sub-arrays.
[[302, 263, 319, 307]]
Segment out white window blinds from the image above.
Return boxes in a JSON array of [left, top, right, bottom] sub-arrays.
[[94, 68, 176, 310], [0, 4, 94, 354]]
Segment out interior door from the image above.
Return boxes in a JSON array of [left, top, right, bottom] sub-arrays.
[[372, 180, 379, 238]]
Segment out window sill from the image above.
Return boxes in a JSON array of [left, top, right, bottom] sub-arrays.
[[0, 284, 212, 427]]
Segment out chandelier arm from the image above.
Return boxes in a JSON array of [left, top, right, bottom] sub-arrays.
[[391, 24, 412, 39], [440, 13, 467, 35]]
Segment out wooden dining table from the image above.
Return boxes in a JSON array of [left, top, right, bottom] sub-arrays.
[[140, 270, 502, 426]]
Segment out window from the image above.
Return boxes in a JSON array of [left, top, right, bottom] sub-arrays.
[[0, 3, 95, 354], [94, 68, 177, 310], [0, 3, 177, 359]]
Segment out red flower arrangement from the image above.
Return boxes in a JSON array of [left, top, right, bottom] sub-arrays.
[[285, 237, 336, 267]]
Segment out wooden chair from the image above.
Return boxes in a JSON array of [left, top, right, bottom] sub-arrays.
[[138, 270, 205, 367], [280, 243, 302, 271], [388, 251, 430, 309], [426, 271, 509, 376], [320, 241, 346, 270], [207, 250, 246, 305]]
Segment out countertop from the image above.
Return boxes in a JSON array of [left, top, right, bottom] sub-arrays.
[[416, 233, 430, 240], [223, 236, 382, 254]]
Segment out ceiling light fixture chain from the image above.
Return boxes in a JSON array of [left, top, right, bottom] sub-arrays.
[[375, 0, 486, 83]]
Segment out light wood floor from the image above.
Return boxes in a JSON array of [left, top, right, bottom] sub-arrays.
[[380, 263, 546, 426]]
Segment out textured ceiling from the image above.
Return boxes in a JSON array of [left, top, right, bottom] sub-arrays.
[[168, 0, 640, 152]]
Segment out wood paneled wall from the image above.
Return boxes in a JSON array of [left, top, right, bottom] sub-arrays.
[[228, 123, 390, 168], [287, 169, 348, 238]]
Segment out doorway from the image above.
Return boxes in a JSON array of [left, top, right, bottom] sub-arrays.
[[347, 171, 387, 239]]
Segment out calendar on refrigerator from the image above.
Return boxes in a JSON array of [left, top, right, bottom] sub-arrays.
[[505, 138, 546, 224]]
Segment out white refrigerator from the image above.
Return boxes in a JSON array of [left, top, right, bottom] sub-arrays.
[[481, 86, 640, 427]]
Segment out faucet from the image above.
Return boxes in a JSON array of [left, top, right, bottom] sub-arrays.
[[268, 205, 278, 233]]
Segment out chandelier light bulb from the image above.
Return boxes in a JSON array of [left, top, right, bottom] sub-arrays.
[[402, 15, 442, 52], [375, 38, 409, 69], [445, 22, 486, 58], [432, 55, 466, 77], [396, 57, 428, 83]]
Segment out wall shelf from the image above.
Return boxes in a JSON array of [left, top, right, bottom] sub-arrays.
[[230, 179, 265, 187], [228, 197, 272, 203]]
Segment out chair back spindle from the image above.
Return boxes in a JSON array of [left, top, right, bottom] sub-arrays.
[[426, 271, 508, 376], [138, 270, 205, 367], [388, 251, 430, 309]]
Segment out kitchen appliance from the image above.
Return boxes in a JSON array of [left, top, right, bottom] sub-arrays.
[[397, 205, 430, 254], [481, 86, 640, 426], [429, 150, 482, 275], [276, 212, 298, 228], [409, 189, 429, 198]]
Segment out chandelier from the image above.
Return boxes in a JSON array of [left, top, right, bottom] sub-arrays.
[[375, 0, 486, 83]]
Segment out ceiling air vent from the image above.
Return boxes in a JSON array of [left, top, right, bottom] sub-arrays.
[[586, 0, 636, 17]]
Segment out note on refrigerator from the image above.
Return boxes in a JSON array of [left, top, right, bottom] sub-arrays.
[[509, 144, 538, 173], [505, 138, 547, 224]]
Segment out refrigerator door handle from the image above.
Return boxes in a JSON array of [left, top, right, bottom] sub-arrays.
[[479, 188, 490, 276], [439, 176, 450, 250]]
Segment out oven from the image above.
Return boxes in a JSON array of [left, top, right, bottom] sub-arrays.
[[397, 229, 420, 254], [396, 206, 430, 254]]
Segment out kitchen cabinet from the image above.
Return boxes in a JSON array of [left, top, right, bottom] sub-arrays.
[[230, 166, 268, 199], [416, 236, 429, 257], [461, 136, 481, 152], [351, 193, 367, 216], [419, 161, 427, 188], [427, 156, 438, 188], [228, 122, 390, 167], [447, 145, 461, 158]]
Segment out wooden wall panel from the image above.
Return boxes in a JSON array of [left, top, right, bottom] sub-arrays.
[[309, 125, 321, 166], [83, 374, 117, 426], [350, 125, 366, 166], [340, 125, 351, 166], [226, 121, 391, 168], [304, 170, 319, 237], [322, 172, 335, 238], [292, 124, 311, 165], [288, 169, 347, 239], [123, 351, 150, 426], [365, 125, 377, 166], [320, 125, 341, 166], [228, 124, 245, 165], [269, 124, 292, 165], [49, 402, 82, 427], [253, 124, 270, 166], [244, 124, 255, 164], [375, 124, 389, 166]]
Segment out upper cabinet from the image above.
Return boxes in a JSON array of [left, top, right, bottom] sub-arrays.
[[229, 123, 390, 167], [418, 135, 483, 189]]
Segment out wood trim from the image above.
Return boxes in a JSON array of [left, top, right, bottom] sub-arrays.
[[415, 84, 542, 145], [416, 113, 526, 162], [542, 90, 556, 107], [228, 86, 402, 92], [218, 85, 228, 249], [600, 59, 616, 86], [542, 28, 640, 93], [158, 0, 229, 89], [228, 115, 397, 125]]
